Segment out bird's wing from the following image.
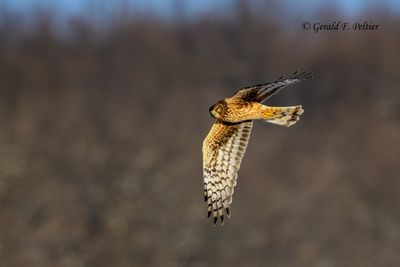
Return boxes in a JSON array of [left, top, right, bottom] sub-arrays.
[[202, 120, 253, 225], [231, 70, 313, 102]]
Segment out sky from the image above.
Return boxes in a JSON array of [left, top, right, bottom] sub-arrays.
[[2, 0, 400, 19]]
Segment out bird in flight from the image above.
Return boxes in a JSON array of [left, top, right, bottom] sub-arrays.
[[202, 70, 313, 225]]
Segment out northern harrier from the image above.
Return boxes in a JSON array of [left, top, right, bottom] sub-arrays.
[[202, 70, 313, 225]]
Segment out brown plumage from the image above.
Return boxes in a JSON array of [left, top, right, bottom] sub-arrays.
[[202, 70, 313, 225]]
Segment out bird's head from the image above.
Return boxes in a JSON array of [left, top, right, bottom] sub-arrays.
[[209, 101, 226, 119]]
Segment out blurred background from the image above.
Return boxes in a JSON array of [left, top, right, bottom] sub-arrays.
[[0, 0, 400, 266]]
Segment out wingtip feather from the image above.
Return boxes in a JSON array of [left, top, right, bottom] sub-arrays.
[[226, 207, 231, 217]]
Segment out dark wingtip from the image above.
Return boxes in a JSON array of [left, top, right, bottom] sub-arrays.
[[299, 70, 313, 79], [278, 70, 313, 81], [286, 70, 314, 80], [226, 207, 231, 217], [213, 217, 218, 225], [207, 210, 211, 218], [204, 195, 208, 202]]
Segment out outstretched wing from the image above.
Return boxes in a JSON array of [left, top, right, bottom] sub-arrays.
[[231, 70, 313, 102], [202, 120, 253, 225]]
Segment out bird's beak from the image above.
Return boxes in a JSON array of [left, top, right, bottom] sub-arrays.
[[210, 109, 217, 118]]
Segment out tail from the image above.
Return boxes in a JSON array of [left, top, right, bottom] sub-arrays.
[[262, 105, 304, 127]]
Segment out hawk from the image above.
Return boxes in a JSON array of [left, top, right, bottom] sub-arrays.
[[202, 70, 313, 225]]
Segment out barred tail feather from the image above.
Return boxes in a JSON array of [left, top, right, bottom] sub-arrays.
[[263, 105, 304, 127]]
